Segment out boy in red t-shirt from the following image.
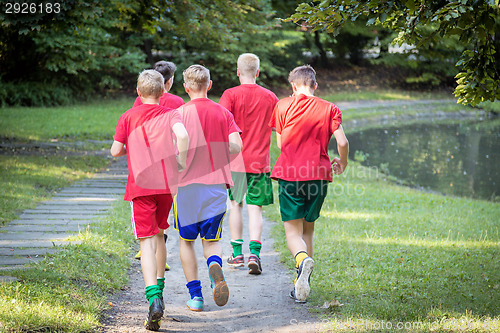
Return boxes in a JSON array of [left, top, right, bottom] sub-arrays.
[[269, 65, 349, 303], [133, 60, 185, 109], [219, 53, 279, 275], [174, 65, 242, 311], [111, 70, 188, 331], [132, 61, 184, 271]]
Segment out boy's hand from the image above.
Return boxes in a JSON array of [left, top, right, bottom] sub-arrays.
[[331, 157, 347, 175]]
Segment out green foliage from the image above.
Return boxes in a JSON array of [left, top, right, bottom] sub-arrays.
[[0, 81, 74, 107], [286, 0, 500, 106]]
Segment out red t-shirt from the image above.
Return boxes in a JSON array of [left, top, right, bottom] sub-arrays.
[[114, 104, 183, 200], [177, 98, 241, 187], [133, 92, 185, 109], [269, 94, 342, 182], [219, 84, 278, 173]]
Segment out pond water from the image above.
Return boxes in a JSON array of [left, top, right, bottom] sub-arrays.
[[338, 119, 500, 200]]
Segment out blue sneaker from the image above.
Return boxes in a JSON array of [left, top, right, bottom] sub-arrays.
[[208, 262, 229, 306], [186, 296, 204, 311]]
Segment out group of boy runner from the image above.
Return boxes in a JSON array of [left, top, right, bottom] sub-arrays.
[[111, 53, 349, 331]]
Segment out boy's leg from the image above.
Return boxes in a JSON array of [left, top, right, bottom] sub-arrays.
[[202, 239, 229, 306], [156, 229, 166, 278], [302, 221, 315, 258], [247, 204, 263, 274], [140, 235, 163, 330], [283, 218, 315, 303], [228, 200, 245, 266], [179, 239, 198, 282]]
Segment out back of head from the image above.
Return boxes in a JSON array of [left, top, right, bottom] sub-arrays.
[[288, 65, 316, 90], [237, 53, 260, 77], [154, 61, 177, 81], [137, 69, 164, 99], [183, 65, 210, 92]]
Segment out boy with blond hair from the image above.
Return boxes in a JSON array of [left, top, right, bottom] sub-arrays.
[[132, 60, 184, 270], [111, 70, 189, 331], [269, 65, 349, 303], [219, 53, 278, 274], [174, 65, 242, 311]]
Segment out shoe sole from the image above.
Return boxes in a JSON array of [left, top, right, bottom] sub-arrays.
[[209, 264, 229, 306], [186, 304, 203, 312], [248, 261, 262, 275], [294, 258, 314, 302], [227, 261, 244, 268], [289, 290, 307, 303], [144, 311, 162, 331]]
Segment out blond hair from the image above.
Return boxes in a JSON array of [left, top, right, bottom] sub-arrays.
[[237, 53, 260, 77], [137, 69, 164, 98], [183, 65, 210, 91], [288, 65, 316, 89]]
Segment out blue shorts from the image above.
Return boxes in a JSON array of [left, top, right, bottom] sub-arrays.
[[174, 183, 227, 241]]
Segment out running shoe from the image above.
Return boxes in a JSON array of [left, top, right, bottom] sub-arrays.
[[208, 263, 229, 306], [186, 296, 204, 311], [144, 298, 163, 331], [247, 255, 262, 275], [227, 254, 244, 267], [294, 257, 314, 302], [134, 250, 141, 260], [289, 289, 307, 303]]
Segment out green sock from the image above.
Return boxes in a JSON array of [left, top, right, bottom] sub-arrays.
[[157, 277, 165, 291], [145, 285, 162, 306], [230, 239, 244, 257], [249, 240, 262, 257]]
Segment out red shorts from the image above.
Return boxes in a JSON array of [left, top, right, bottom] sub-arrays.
[[130, 194, 173, 239]]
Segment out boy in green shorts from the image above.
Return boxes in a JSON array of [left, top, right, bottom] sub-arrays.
[[219, 53, 278, 274], [269, 65, 349, 303]]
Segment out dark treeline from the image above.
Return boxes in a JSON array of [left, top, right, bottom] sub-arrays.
[[1, 0, 468, 107]]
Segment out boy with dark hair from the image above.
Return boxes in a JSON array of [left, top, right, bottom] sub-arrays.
[[111, 69, 189, 330], [219, 53, 278, 275], [174, 64, 242, 311], [133, 60, 185, 109], [269, 65, 349, 303]]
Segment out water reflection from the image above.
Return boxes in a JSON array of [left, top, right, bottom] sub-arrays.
[[337, 120, 500, 200]]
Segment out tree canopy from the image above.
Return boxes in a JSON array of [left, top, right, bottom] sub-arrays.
[[286, 0, 500, 106]]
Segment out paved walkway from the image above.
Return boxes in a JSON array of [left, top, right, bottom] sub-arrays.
[[0, 158, 127, 280]]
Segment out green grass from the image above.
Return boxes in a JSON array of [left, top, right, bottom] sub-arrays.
[[0, 98, 135, 142], [0, 155, 109, 225], [266, 159, 500, 332], [318, 89, 455, 103], [0, 200, 134, 332]]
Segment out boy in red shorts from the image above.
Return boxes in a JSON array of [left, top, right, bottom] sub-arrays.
[[111, 70, 188, 330], [132, 60, 184, 271], [174, 65, 242, 311], [219, 53, 279, 275], [269, 65, 349, 303]]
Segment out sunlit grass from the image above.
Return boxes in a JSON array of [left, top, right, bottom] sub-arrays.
[[0, 155, 109, 225], [0, 201, 134, 332], [0, 97, 135, 142], [318, 89, 455, 103], [266, 132, 500, 331]]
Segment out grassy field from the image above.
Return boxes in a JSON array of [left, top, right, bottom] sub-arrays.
[[0, 200, 134, 332], [265, 135, 500, 332]]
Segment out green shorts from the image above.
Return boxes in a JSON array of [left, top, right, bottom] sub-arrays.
[[278, 180, 328, 222], [228, 172, 274, 206]]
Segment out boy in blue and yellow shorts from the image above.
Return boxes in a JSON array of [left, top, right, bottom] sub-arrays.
[[174, 65, 242, 311]]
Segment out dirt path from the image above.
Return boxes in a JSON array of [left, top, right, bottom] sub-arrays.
[[100, 209, 318, 333]]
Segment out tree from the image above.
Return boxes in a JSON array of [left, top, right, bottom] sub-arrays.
[[286, 0, 500, 106]]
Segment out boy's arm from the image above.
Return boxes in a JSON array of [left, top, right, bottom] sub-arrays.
[[172, 123, 189, 171], [110, 141, 126, 157], [276, 133, 281, 149], [331, 125, 349, 175], [228, 132, 242, 154]]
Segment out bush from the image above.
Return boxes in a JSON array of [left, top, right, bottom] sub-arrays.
[[0, 81, 75, 107]]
